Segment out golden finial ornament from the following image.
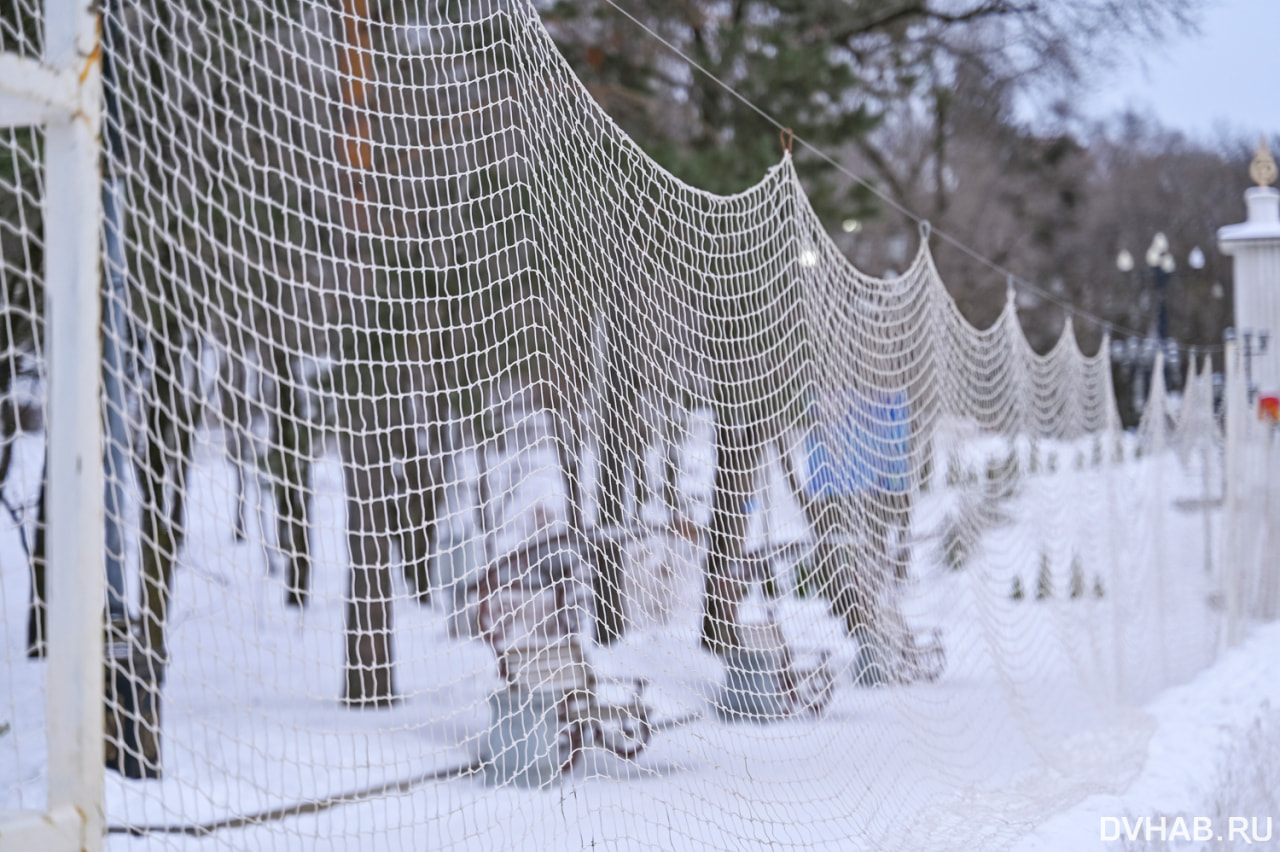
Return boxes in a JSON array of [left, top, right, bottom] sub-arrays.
[[1250, 137, 1277, 188]]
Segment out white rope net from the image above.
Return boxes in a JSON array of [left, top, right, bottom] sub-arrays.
[[0, 0, 1269, 849]]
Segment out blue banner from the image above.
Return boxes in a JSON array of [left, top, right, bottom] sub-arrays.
[[804, 389, 911, 496]]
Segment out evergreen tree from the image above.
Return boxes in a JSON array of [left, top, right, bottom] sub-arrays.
[[1036, 554, 1053, 601], [1069, 556, 1086, 599]]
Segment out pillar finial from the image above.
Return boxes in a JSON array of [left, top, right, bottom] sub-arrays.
[[1250, 137, 1277, 188]]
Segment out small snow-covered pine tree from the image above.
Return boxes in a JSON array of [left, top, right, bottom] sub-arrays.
[[1036, 554, 1053, 600], [1069, 556, 1085, 599]]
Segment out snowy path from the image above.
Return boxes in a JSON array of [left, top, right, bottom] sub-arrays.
[[0, 425, 1244, 850]]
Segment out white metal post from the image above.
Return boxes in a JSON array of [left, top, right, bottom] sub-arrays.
[[1264, 425, 1280, 619], [0, 0, 105, 849], [1222, 341, 1243, 649]]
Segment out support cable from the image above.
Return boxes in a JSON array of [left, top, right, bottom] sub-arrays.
[[596, 0, 1221, 351]]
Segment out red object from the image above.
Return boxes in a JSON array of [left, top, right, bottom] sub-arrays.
[[1260, 395, 1280, 422]]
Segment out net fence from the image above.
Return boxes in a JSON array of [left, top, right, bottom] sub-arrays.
[[0, 0, 1275, 849]]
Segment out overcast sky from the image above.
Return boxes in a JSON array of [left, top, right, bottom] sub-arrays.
[[1085, 0, 1280, 140]]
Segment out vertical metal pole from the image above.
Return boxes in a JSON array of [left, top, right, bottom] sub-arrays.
[[43, 0, 104, 846], [101, 0, 130, 623], [102, 179, 130, 622], [1223, 340, 1243, 648]]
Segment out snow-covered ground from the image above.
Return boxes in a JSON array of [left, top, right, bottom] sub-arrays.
[[1016, 621, 1280, 851], [0, 413, 1260, 851]]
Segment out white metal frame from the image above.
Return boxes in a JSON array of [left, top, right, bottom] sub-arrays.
[[0, 0, 104, 849]]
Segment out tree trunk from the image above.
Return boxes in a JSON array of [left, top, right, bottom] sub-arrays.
[[554, 409, 586, 544], [273, 351, 313, 608], [593, 391, 629, 646], [136, 330, 199, 672], [169, 361, 200, 554], [398, 448, 435, 605], [340, 389, 398, 706], [700, 421, 761, 656], [0, 360, 44, 659], [661, 403, 682, 524], [342, 440, 397, 706], [279, 458, 312, 608], [550, 399, 595, 633], [25, 456, 48, 658], [139, 352, 174, 670], [0, 361, 16, 492], [138, 413, 173, 667], [219, 353, 254, 541]]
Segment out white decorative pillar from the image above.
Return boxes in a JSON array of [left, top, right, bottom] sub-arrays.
[[1219, 140, 1280, 403], [1218, 141, 1280, 643]]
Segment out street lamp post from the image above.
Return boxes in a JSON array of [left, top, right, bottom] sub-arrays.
[[1113, 234, 1198, 417], [1145, 233, 1176, 342], [1224, 327, 1272, 404]]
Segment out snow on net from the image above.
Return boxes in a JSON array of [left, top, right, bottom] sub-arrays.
[[0, 0, 1270, 849]]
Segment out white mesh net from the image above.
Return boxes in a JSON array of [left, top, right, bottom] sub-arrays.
[[0, 0, 1274, 849]]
